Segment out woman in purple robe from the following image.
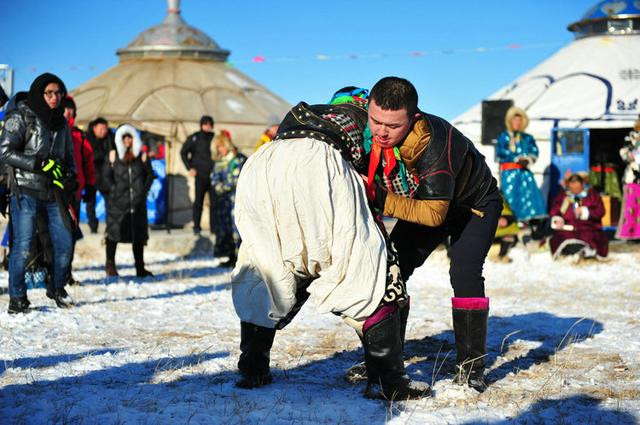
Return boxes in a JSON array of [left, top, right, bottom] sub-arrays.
[[549, 174, 608, 260]]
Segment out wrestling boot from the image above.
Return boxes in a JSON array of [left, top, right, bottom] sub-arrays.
[[399, 299, 410, 349], [363, 306, 430, 400], [8, 296, 31, 314], [345, 300, 411, 384], [452, 298, 489, 392], [236, 321, 276, 389]]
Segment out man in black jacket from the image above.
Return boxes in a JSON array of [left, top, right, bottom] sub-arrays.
[[181, 115, 215, 234], [0, 73, 77, 313], [365, 77, 501, 391]]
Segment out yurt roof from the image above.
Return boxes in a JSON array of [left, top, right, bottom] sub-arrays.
[[116, 0, 230, 61], [453, 2, 640, 144], [71, 0, 290, 148]]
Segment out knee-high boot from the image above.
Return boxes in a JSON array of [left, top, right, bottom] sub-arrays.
[[363, 305, 430, 400], [236, 321, 276, 389], [452, 297, 489, 392], [105, 239, 118, 277]]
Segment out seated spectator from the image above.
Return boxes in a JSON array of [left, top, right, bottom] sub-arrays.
[[490, 199, 519, 263], [549, 173, 608, 261]]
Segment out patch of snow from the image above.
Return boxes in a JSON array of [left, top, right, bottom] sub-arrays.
[[1, 229, 638, 424]]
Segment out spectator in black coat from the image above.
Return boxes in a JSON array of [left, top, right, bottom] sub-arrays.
[[180, 115, 215, 234], [103, 124, 154, 277]]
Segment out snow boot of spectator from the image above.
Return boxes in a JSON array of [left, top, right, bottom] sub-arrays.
[[236, 321, 276, 389], [8, 296, 31, 314], [52, 287, 74, 309], [66, 273, 82, 286], [136, 268, 153, 278], [363, 307, 430, 400], [134, 243, 153, 277], [105, 260, 118, 277], [452, 299, 489, 392]]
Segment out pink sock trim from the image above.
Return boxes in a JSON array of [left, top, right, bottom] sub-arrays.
[[451, 297, 490, 310], [363, 304, 398, 333]]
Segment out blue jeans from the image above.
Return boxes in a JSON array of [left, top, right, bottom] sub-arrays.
[[9, 194, 73, 298]]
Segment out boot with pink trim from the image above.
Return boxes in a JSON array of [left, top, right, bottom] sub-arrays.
[[362, 303, 431, 400], [451, 297, 489, 392]]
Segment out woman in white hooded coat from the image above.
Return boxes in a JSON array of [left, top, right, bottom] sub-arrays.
[[103, 124, 154, 277]]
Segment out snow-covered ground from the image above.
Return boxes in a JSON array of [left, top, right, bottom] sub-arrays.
[[1, 228, 639, 424]]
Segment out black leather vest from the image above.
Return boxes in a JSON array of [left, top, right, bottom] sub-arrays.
[[412, 114, 496, 208]]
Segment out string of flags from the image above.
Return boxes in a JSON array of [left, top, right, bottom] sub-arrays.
[[238, 41, 562, 65], [15, 41, 561, 72]]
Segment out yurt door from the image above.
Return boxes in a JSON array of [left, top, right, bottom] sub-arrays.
[[549, 128, 590, 198]]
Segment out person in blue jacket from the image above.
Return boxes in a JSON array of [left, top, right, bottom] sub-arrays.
[[496, 106, 547, 226]]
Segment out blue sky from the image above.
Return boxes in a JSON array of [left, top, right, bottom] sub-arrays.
[[1, 0, 596, 120]]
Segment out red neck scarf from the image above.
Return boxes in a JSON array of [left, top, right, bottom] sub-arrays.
[[366, 138, 397, 201]]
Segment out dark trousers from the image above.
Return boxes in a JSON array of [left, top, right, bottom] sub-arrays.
[[193, 177, 214, 232], [390, 189, 502, 298], [9, 195, 73, 298], [85, 189, 106, 232], [106, 238, 145, 272]]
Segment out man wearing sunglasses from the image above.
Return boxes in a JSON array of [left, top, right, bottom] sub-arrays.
[[0, 73, 76, 313]]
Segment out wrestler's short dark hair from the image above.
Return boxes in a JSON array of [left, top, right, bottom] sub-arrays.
[[369, 77, 419, 116]]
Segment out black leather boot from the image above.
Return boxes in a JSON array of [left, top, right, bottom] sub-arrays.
[[236, 321, 276, 389], [106, 240, 119, 276], [363, 308, 430, 400], [345, 299, 411, 384], [8, 295, 31, 314], [452, 306, 489, 392], [134, 243, 153, 277], [399, 299, 410, 349], [53, 287, 74, 309]]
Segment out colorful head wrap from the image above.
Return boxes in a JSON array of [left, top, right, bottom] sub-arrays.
[[329, 86, 369, 107]]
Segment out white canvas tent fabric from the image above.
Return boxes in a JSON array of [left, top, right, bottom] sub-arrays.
[[453, 34, 640, 178], [72, 59, 291, 154]]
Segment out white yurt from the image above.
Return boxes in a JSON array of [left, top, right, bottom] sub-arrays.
[[453, 0, 640, 190]]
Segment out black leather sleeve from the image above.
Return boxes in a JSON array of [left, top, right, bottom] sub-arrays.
[[412, 115, 469, 201], [0, 112, 39, 172]]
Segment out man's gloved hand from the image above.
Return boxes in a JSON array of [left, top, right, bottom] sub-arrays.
[[60, 170, 79, 193], [41, 158, 65, 189]]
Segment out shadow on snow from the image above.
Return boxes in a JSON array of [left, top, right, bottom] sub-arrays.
[[461, 394, 637, 425], [0, 312, 623, 424]]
